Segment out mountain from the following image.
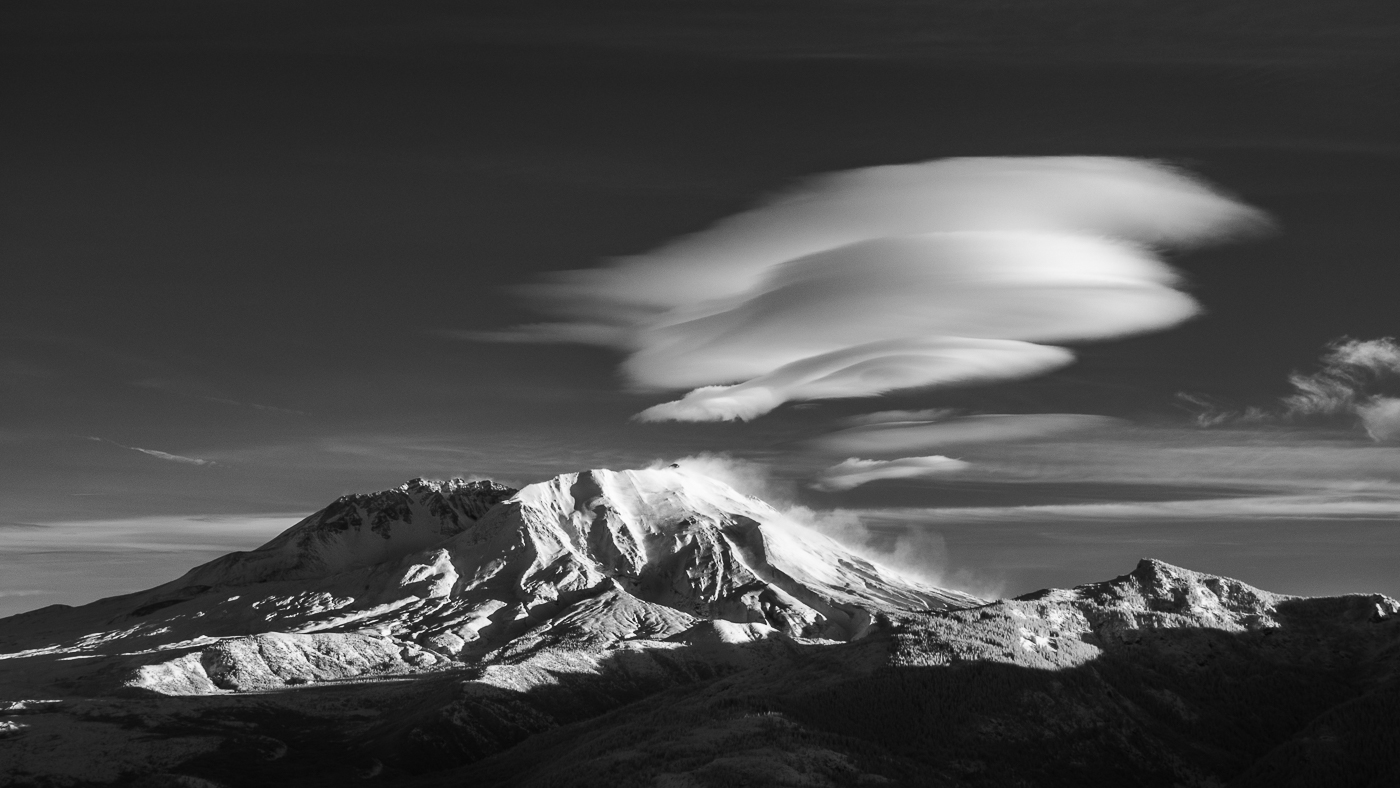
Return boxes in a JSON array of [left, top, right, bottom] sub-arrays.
[[0, 467, 974, 693], [1, 468, 1397, 787], [434, 558, 1400, 788]]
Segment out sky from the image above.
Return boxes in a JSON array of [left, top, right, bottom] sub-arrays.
[[3, 1, 1399, 614]]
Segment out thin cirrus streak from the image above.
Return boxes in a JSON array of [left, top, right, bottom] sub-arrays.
[[86, 436, 213, 466], [848, 494, 1400, 523], [808, 413, 1122, 457], [473, 157, 1269, 422], [812, 456, 971, 492]]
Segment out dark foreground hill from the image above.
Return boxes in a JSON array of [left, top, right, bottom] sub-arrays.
[[1, 468, 1397, 787]]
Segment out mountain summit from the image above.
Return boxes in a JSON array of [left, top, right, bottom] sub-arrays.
[[173, 476, 518, 587]]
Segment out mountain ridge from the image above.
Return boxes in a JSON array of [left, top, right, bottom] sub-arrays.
[[1, 468, 1396, 787]]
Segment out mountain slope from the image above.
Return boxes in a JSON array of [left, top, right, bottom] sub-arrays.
[[426, 559, 1400, 788]]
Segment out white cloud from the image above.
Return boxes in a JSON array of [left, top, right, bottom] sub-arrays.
[[1189, 337, 1400, 442], [623, 233, 1177, 391], [0, 514, 300, 553], [1283, 337, 1400, 425], [809, 413, 1120, 456], [656, 453, 983, 592], [520, 157, 1268, 320], [477, 157, 1264, 420], [812, 456, 969, 492], [1328, 337, 1400, 371], [648, 452, 792, 503], [1358, 397, 1400, 442], [837, 409, 958, 427], [635, 337, 1071, 422], [88, 437, 213, 466], [853, 493, 1400, 523], [130, 447, 212, 466]]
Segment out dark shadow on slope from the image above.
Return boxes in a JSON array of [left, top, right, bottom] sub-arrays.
[[417, 594, 1400, 788], [57, 630, 812, 788]]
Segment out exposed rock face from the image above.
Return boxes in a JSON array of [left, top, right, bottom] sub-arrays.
[[197, 632, 425, 691]]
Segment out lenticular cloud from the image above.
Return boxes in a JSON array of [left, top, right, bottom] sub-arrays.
[[489, 157, 1267, 421], [635, 337, 1074, 422]]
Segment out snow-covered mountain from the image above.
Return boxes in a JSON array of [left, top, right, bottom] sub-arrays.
[[3, 468, 1396, 788], [0, 466, 977, 695]]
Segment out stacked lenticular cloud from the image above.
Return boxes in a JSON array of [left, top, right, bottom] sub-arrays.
[[485, 157, 1268, 422]]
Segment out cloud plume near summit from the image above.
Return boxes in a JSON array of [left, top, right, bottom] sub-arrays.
[[480, 157, 1267, 420]]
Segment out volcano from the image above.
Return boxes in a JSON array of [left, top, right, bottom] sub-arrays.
[[1, 468, 1396, 787]]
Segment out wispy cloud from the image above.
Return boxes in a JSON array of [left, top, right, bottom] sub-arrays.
[[87, 437, 214, 466], [852, 492, 1400, 523], [467, 157, 1268, 421], [0, 514, 300, 616], [130, 447, 212, 466], [654, 453, 989, 594], [1283, 337, 1400, 417], [1357, 398, 1400, 442], [1182, 337, 1400, 442], [809, 413, 1120, 456], [647, 452, 796, 503], [812, 456, 969, 492], [836, 409, 959, 428], [878, 426, 1400, 496], [1, 513, 301, 552]]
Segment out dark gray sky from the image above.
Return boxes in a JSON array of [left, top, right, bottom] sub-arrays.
[[3, 1, 1398, 613]]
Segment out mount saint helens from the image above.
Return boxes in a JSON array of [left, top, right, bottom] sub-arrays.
[[0, 468, 1396, 787]]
